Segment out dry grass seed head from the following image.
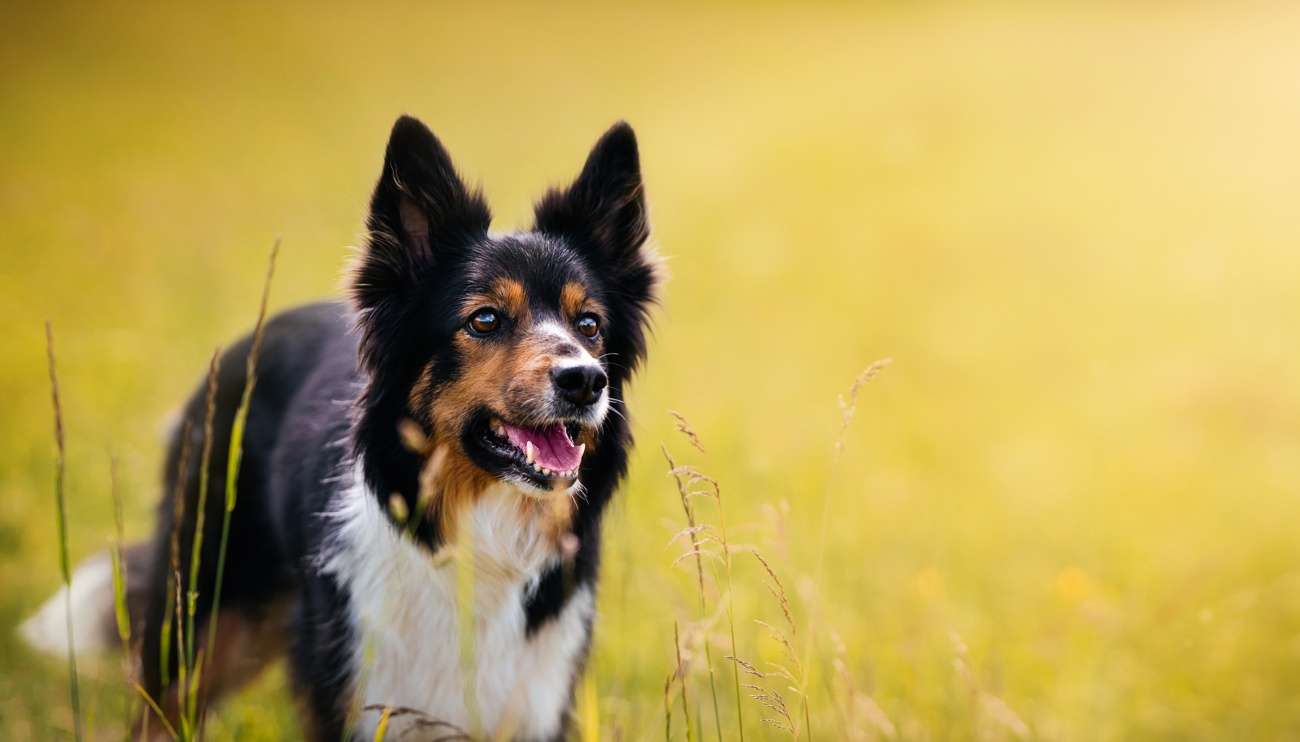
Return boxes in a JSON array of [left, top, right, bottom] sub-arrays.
[[760, 499, 793, 562], [751, 550, 796, 640], [834, 358, 892, 464], [672, 621, 691, 682], [726, 655, 766, 679], [666, 524, 716, 550], [829, 629, 898, 740], [671, 548, 724, 569], [743, 684, 794, 736], [947, 630, 1030, 739], [668, 410, 706, 454], [753, 620, 797, 669]]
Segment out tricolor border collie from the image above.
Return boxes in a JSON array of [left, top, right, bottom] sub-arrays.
[[22, 115, 659, 740]]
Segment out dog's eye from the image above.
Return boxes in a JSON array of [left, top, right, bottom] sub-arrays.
[[468, 309, 500, 335], [576, 315, 600, 338]]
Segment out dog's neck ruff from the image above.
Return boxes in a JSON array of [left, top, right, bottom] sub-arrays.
[[322, 465, 592, 740]]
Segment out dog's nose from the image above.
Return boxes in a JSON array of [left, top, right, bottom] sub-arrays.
[[552, 365, 608, 406]]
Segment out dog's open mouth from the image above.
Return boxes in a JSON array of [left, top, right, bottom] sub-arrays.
[[478, 415, 586, 487]]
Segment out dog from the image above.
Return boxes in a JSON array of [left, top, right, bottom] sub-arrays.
[[21, 115, 660, 741]]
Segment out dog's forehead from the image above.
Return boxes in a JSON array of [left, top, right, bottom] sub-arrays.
[[466, 233, 592, 305]]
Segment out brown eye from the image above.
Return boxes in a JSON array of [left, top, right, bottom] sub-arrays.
[[468, 309, 500, 335], [576, 315, 600, 338]]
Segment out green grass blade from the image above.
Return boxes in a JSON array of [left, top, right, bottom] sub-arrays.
[[160, 418, 194, 693], [45, 320, 83, 742], [206, 238, 278, 678], [183, 348, 220, 732], [372, 703, 393, 742], [109, 453, 133, 742], [801, 360, 891, 740]]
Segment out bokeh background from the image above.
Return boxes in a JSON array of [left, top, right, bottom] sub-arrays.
[[4, 1, 1300, 739]]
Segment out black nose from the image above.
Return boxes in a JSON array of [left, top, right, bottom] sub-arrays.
[[552, 365, 608, 406]]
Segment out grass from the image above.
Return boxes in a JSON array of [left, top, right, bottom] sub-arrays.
[[6, 0, 1300, 739], [44, 321, 82, 741]]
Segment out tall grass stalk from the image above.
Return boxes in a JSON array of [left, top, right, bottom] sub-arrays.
[[206, 238, 278, 673], [160, 419, 194, 695], [663, 673, 674, 742], [665, 413, 744, 742], [44, 320, 83, 742], [663, 443, 723, 742], [751, 549, 808, 739], [109, 453, 134, 742], [674, 621, 694, 742], [710, 484, 743, 742], [183, 348, 221, 729], [371, 703, 393, 742], [828, 630, 895, 741], [800, 359, 891, 739], [172, 564, 189, 739], [128, 678, 178, 741]]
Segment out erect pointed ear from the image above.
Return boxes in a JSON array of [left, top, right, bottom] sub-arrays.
[[533, 121, 651, 274], [352, 115, 491, 313], [535, 122, 660, 380]]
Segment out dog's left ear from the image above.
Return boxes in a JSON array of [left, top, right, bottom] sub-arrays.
[[354, 116, 492, 314], [535, 121, 665, 379], [534, 123, 659, 375], [534, 121, 654, 285]]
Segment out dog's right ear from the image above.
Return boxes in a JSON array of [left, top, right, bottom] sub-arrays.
[[352, 116, 491, 314]]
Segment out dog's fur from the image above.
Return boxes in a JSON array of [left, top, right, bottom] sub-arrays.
[[21, 115, 659, 741]]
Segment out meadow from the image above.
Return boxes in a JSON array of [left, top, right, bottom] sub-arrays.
[[4, 1, 1300, 739]]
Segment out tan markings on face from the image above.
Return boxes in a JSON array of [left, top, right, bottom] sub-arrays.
[[560, 281, 607, 331], [560, 282, 587, 320], [402, 278, 594, 537], [489, 277, 528, 322]]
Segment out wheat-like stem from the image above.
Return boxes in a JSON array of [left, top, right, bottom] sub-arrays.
[[45, 320, 83, 742], [183, 347, 220, 727], [674, 621, 694, 742], [663, 444, 724, 742], [172, 563, 189, 740], [800, 359, 891, 740], [109, 453, 134, 742], [718, 509, 744, 742], [372, 703, 394, 742], [206, 238, 278, 678], [665, 414, 743, 742], [663, 673, 674, 742], [159, 415, 193, 731]]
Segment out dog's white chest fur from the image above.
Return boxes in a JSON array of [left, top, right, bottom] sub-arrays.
[[324, 473, 592, 741]]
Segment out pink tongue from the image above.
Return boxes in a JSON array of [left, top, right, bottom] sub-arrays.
[[504, 422, 582, 472]]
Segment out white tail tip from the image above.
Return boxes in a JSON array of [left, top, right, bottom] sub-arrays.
[[19, 550, 118, 656]]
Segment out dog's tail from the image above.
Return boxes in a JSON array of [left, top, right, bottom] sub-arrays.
[[20, 545, 152, 656]]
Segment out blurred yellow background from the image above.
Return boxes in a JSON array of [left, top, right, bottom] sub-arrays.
[[4, 0, 1300, 739]]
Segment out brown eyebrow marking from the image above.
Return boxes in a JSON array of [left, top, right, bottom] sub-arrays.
[[464, 278, 529, 322], [561, 282, 594, 318]]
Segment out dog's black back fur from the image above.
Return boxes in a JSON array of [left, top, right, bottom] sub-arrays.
[[138, 303, 357, 707]]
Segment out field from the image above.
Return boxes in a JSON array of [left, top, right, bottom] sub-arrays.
[[4, 1, 1300, 739]]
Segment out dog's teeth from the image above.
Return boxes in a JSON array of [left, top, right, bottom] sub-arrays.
[[542, 466, 552, 476], [576, 444, 586, 461], [490, 416, 502, 429], [525, 441, 535, 464], [495, 425, 505, 437], [532, 461, 542, 473]]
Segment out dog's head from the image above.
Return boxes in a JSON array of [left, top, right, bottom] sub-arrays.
[[350, 116, 658, 519]]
